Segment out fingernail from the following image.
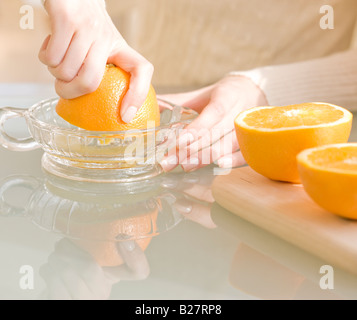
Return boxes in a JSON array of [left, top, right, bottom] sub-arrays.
[[160, 155, 178, 172], [178, 132, 195, 147], [182, 157, 200, 172], [217, 157, 233, 168], [173, 199, 193, 214], [121, 106, 138, 123], [161, 177, 178, 188], [120, 240, 136, 252]]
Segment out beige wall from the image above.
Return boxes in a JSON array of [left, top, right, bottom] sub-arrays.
[[0, 0, 51, 82], [110, 0, 356, 89], [1, 0, 356, 91]]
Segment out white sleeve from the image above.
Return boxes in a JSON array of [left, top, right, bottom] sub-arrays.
[[229, 49, 357, 111]]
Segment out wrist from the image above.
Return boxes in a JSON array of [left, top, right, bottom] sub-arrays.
[[227, 73, 269, 107]]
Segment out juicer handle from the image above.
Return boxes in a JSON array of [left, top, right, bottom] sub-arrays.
[[0, 107, 39, 151], [0, 175, 41, 217]]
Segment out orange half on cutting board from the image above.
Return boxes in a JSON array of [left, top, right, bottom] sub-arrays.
[[234, 103, 353, 183], [297, 143, 357, 220]]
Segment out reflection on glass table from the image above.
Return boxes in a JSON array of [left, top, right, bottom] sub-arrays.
[[0, 167, 216, 300], [212, 203, 357, 300], [2, 142, 357, 299]]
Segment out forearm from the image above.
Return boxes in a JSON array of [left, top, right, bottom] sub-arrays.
[[230, 49, 357, 111]]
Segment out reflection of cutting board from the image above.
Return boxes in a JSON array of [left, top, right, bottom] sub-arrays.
[[212, 166, 357, 275]]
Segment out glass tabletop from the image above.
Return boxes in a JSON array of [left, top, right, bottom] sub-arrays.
[[1, 84, 357, 301]]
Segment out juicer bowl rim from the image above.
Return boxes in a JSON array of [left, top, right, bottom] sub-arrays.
[[26, 97, 197, 136]]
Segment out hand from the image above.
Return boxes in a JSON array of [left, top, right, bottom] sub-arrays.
[[39, 0, 153, 123], [161, 168, 217, 229], [158, 75, 268, 172], [39, 238, 150, 300]]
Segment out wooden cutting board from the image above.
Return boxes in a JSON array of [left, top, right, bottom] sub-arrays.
[[212, 166, 357, 275]]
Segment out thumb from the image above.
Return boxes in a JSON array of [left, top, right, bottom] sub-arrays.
[[158, 85, 214, 113], [108, 43, 154, 124]]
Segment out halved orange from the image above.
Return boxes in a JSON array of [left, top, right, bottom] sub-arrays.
[[235, 103, 353, 183], [56, 65, 160, 131], [297, 143, 357, 219]]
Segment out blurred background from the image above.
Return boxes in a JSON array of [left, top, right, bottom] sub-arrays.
[[1, 0, 356, 93]]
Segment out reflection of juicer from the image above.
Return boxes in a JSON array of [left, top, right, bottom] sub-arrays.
[[0, 172, 182, 267], [57, 200, 159, 267], [0, 98, 197, 182]]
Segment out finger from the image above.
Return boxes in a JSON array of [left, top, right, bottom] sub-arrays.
[[160, 127, 208, 173], [47, 250, 96, 300], [60, 267, 94, 300], [157, 85, 214, 112], [158, 87, 217, 172], [157, 99, 174, 111], [162, 82, 238, 170], [182, 184, 215, 203], [213, 129, 239, 157], [184, 125, 231, 160], [158, 129, 181, 172], [161, 173, 214, 202], [159, 86, 227, 172], [159, 154, 180, 173], [173, 198, 216, 229], [55, 39, 109, 99], [105, 241, 150, 281], [39, 264, 72, 300], [217, 151, 246, 169], [47, 277, 72, 300], [108, 43, 154, 123], [161, 172, 200, 189], [48, 31, 94, 82], [183, 103, 240, 159], [177, 99, 237, 156], [158, 126, 205, 173], [184, 84, 237, 135], [157, 86, 213, 113], [161, 168, 215, 190], [39, 23, 75, 68], [53, 239, 112, 299], [181, 130, 239, 172], [38, 35, 51, 63]]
